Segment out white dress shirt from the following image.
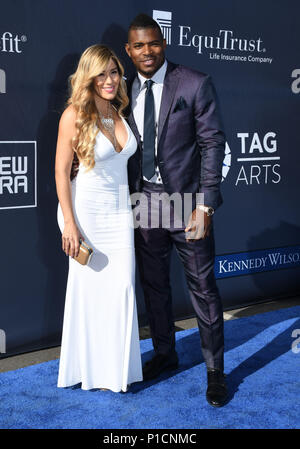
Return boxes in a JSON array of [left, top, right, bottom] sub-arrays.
[[131, 59, 168, 183]]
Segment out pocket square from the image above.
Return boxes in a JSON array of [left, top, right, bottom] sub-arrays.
[[173, 96, 188, 112]]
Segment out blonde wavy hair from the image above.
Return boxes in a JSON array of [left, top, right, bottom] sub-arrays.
[[67, 44, 128, 171]]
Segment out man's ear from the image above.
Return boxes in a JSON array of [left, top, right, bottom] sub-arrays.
[[163, 39, 167, 50], [125, 43, 131, 58]]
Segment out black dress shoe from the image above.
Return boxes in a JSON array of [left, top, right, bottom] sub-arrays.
[[206, 369, 228, 407], [143, 353, 179, 380]]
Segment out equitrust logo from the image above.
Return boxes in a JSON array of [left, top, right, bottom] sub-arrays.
[[153, 10, 172, 45], [153, 10, 273, 64], [0, 141, 37, 209]]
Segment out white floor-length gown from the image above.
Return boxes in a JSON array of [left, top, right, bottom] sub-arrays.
[[57, 117, 143, 392]]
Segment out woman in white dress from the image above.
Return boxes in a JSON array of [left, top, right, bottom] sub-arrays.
[[55, 44, 143, 392]]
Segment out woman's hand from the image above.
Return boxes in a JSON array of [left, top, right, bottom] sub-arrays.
[[62, 221, 84, 259]]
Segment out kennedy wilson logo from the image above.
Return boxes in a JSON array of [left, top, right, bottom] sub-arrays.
[[215, 245, 300, 279], [153, 10, 273, 64], [0, 141, 37, 209]]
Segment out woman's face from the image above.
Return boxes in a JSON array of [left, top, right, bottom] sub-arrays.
[[93, 58, 120, 101]]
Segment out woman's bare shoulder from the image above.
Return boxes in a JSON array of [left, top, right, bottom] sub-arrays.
[[56, 106, 78, 147], [59, 104, 77, 128], [60, 104, 77, 122]]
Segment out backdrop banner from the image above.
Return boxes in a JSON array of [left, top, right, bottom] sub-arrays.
[[1, 0, 299, 356]]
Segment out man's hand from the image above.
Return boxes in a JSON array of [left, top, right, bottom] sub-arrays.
[[184, 207, 212, 242]]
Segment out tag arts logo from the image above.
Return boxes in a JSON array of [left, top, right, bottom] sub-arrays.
[[291, 69, 300, 94], [222, 143, 231, 182], [153, 10, 172, 45], [234, 132, 280, 185], [0, 68, 5, 93], [0, 141, 37, 209]]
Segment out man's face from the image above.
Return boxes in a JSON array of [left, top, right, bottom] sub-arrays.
[[125, 27, 166, 78]]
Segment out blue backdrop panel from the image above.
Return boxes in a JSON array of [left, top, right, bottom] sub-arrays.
[[0, 0, 299, 356]]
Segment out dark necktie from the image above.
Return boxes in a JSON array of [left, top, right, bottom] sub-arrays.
[[143, 79, 155, 180]]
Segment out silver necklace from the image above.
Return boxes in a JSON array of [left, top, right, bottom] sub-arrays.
[[98, 102, 117, 149]]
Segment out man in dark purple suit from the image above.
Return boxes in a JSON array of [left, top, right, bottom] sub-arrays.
[[125, 14, 228, 407]]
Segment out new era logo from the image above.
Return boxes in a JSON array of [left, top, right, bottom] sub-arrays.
[[0, 141, 37, 209], [153, 10, 172, 45]]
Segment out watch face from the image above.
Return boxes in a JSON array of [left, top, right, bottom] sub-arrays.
[[207, 207, 214, 216]]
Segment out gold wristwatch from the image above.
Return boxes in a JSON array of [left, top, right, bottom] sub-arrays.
[[196, 205, 215, 216]]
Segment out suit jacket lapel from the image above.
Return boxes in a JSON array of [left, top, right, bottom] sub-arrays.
[[125, 76, 141, 145], [157, 61, 180, 143], [128, 112, 141, 146]]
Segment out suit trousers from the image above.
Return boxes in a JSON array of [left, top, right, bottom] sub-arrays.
[[134, 181, 224, 371]]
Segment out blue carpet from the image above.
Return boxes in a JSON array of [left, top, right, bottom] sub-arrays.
[[0, 305, 299, 429]]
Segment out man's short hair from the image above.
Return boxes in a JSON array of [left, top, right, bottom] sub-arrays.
[[128, 13, 163, 41]]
